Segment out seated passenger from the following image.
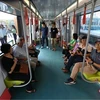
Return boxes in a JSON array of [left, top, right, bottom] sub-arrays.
[[13, 37, 38, 70], [63, 35, 82, 65], [28, 40, 40, 58], [64, 39, 100, 85], [62, 35, 92, 73], [1, 43, 35, 93], [62, 33, 78, 59]]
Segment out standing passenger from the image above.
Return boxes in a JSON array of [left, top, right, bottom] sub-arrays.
[[41, 22, 48, 49], [11, 25, 17, 43], [1, 24, 7, 43], [0, 24, 4, 44], [62, 23, 66, 41], [50, 22, 58, 51]]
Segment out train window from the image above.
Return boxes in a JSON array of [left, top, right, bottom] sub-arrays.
[[0, 11, 18, 54], [80, 11, 100, 45]]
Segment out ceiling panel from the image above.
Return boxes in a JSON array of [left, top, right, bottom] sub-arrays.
[[32, 0, 76, 20]]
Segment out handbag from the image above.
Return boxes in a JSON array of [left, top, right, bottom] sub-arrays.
[[19, 63, 29, 74]]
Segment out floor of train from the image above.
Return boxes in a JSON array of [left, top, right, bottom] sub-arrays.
[[10, 46, 100, 99]]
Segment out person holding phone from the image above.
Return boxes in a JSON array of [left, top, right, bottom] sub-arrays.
[[64, 39, 100, 85], [62, 35, 92, 73]]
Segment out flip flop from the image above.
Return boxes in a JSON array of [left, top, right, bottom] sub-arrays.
[[26, 89, 36, 93]]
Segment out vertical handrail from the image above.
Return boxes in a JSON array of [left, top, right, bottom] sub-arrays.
[[81, 0, 96, 83], [66, 10, 68, 43], [14, 1, 32, 87], [29, 1, 32, 43], [61, 13, 63, 47]]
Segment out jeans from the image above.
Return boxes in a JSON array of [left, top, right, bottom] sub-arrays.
[[42, 36, 48, 47], [65, 55, 83, 71]]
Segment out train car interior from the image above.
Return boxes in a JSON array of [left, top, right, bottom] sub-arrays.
[[0, 0, 100, 99]]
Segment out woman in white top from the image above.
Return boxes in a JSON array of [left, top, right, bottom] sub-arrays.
[[11, 25, 17, 43]]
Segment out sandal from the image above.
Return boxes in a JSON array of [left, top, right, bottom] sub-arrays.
[[26, 89, 36, 93], [62, 68, 66, 70], [63, 69, 69, 73], [31, 80, 38, 82]]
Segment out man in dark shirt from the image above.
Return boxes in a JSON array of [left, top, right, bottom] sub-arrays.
[[41, 22, 48, 49], [50, 22, 58, 51]]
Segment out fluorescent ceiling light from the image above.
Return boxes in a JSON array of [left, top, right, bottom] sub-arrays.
[[37, 12, 39, 16], [56, 0, 90, 18], [67, 2, 77, 12], [39, 15, 42, 19], [31, 5, 35, 12], [24, 0, 29, 6], [79, 0, 83, 3], [62, 10, 66, 16]]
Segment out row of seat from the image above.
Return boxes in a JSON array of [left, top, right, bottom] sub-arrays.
[[0, 60, 25, 89]]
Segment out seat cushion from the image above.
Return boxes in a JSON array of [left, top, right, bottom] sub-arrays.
[[4, 77, 24, 88], [83, 71, 100, 82]]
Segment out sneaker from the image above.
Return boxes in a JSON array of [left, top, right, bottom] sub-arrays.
[[46, 46, 49, 48], [64, 78, 76, 85], [26, 89, 36, 93], [62, 67, 66, 70], [41, 46, 43, 49]]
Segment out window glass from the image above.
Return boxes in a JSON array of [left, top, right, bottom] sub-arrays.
[[80, 11, 100, 45], [0, 11, 18, 54], [80, 11, 100, 37]]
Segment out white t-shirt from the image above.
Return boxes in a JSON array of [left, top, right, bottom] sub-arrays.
[[13, 45, 26, 58], [2, 28, 7, 36], [12, 28, 16, 34], [0, 29, 4, 38]]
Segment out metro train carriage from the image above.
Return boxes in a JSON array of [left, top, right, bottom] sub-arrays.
[[0, 0, 100, 99]]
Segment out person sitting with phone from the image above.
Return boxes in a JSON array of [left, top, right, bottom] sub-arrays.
[[64, 39, 100, 85], [63, 35, 83, 65], [62, 33, 78, 59], [28, 40, 40, 58], [62, 35, 92, 73]]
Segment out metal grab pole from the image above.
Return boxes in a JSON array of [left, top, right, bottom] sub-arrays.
[[66, 10, 68, 43], [81, 0, 96, 83], [14, 1, 32, 87], [61, 13, 63, 47], [29, 1, 32, 44]]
